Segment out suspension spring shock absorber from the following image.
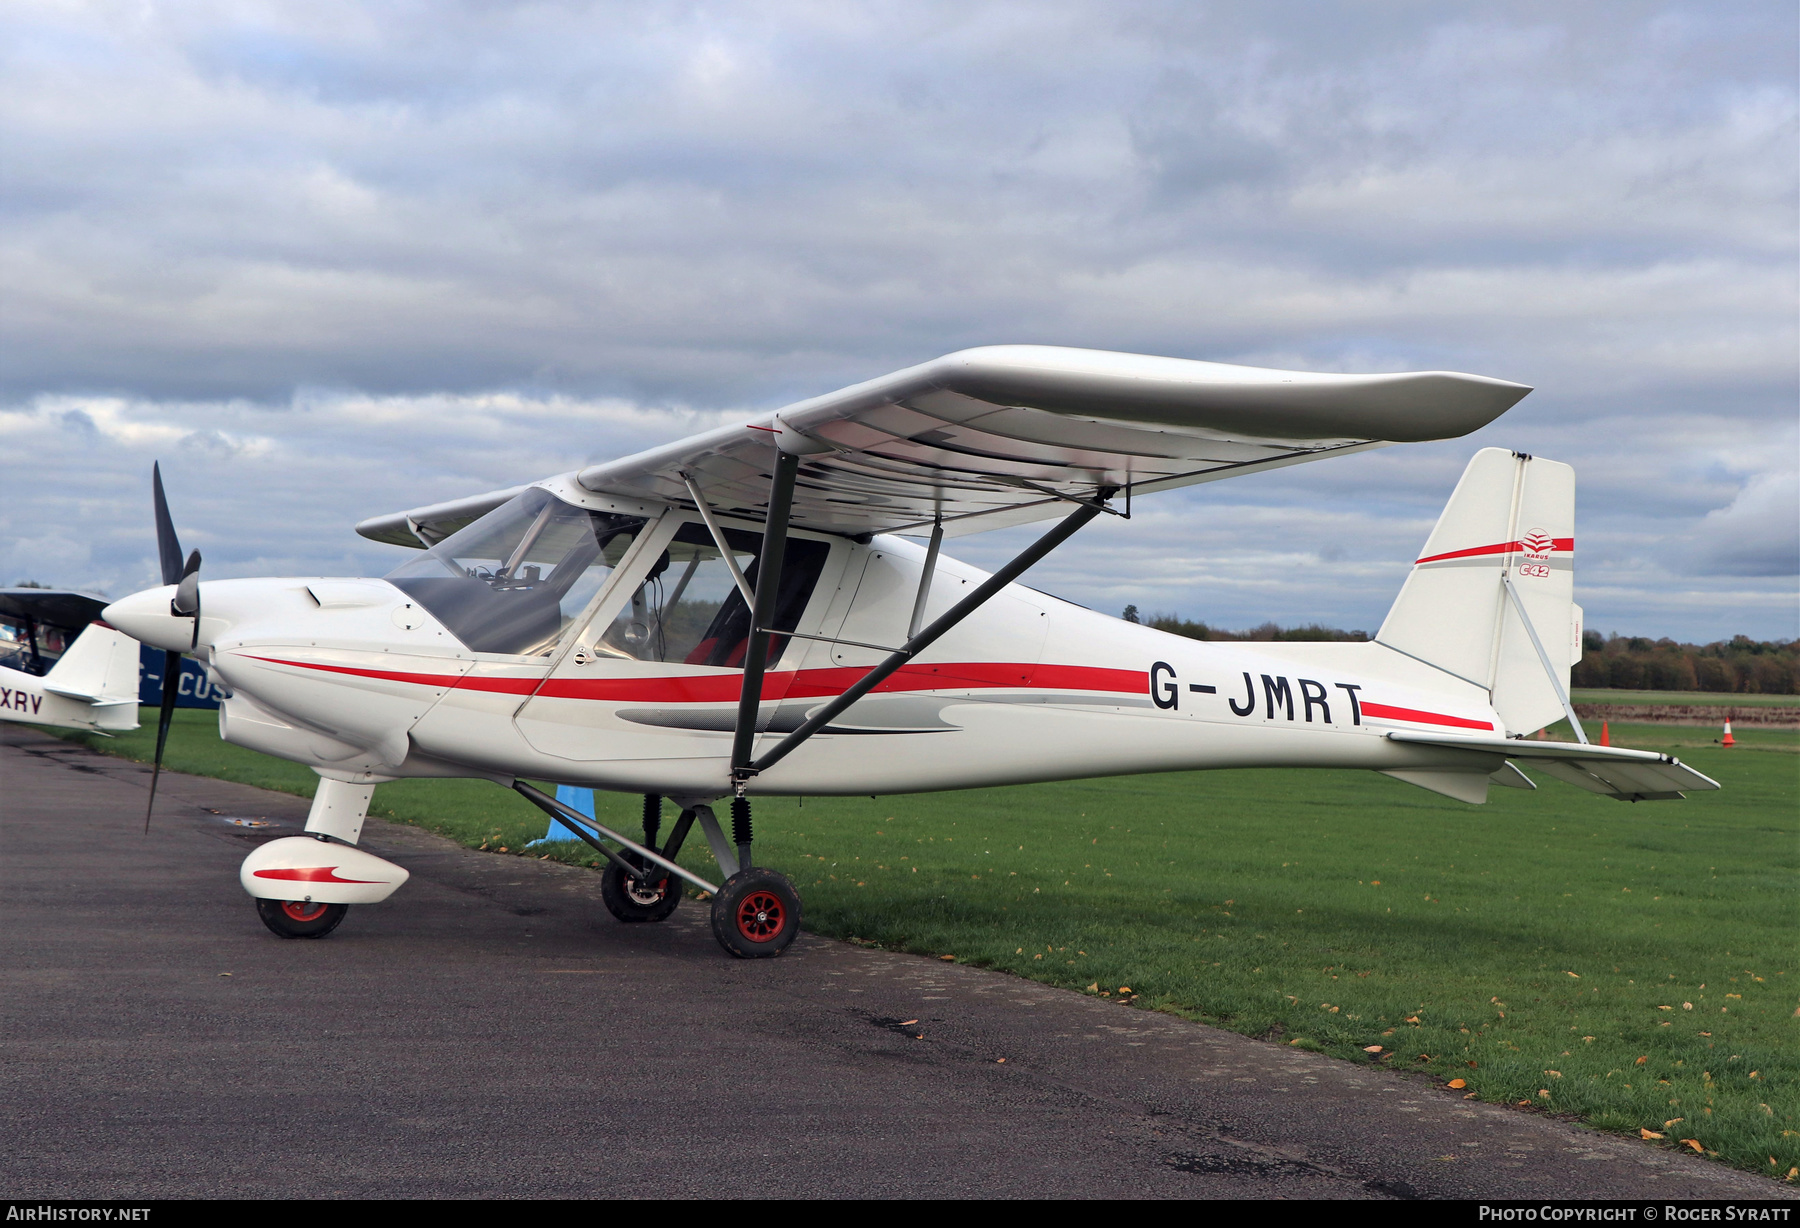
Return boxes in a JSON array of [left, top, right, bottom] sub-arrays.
[[731, 795, 752, 871], [642, 793, 662, 852]]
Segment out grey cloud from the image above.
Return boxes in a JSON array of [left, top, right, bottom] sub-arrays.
[[1682, 470, 1800, 578]]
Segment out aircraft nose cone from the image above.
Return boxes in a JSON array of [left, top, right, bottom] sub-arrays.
[[104, 585, 192, 651]]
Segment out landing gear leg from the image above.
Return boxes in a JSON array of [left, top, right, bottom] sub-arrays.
[[709, 795, 801, 958]]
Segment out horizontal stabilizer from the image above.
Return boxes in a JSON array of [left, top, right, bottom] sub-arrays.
[[1385, 731, 1718, 801]]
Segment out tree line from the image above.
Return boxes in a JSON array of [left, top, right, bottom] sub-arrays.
[[1122, 607, 1798, 694]]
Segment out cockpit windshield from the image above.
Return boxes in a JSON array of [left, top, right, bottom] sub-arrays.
[[386, 489, 645, 656]]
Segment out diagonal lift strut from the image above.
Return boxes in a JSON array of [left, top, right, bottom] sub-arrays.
[[728, 452, 1114, 789]]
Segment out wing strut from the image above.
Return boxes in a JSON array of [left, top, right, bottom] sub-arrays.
[[729, 450, 804, 828], [1501, 573, 1588, 744], [732, 482, 1115, 790], [906, 519, 944, 639], [680, 471, 756, 607]]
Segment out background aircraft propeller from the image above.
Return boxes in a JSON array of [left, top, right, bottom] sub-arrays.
[[145, 462, 200, 833]]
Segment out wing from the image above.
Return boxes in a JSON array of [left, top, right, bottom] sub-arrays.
[[358, 346, 1530, 544], [1386, 731, 1721, 801]]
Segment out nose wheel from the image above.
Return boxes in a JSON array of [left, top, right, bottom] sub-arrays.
[[710, 867, 801, 958], [256, 898, 348, 939]]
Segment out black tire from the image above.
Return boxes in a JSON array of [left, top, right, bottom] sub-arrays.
[[601, 853, 682, 923], [709, 867, 801, 959], [256, 898, 348, 939]]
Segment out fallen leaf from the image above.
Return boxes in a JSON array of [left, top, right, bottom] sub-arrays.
[[1583, 1036, 1596, 1042], [1545, 1070, 1562, 1078], [995, 1058, 1007, 1064], [900, 1019, 918, 1026], [1566, 971, 1580, 978], [1636, 1056, 1649, 1065], [1682, 1002, 1693, 1010], [1119, 986, 1132, 993], [1447, 1079, 1466, 1089], [939, 955, 955, 961], [1538, 1089, 1551, 1099], [1363, 1045, 1383, 1053], [1657, 1005, 1672, 1011], [1664, 1118, 1684, 1128], [1640, 1129, 1664, 1140], [1405, 1015, 1421, 1024], [1468, 1060, 1478, 1068], [1086, 983, 1099, 993], [1682, 1139, 1703, 1154]]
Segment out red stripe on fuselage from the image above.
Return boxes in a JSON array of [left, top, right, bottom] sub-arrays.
[[1359, 701, 1493, 731], [1415, 537, 1573, 565], [243, 655, 1148, 704]]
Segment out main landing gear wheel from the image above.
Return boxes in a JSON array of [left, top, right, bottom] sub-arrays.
[[601, 853, 682, 923], [710, 867, 801, 959], [256, 898, 348, 939]]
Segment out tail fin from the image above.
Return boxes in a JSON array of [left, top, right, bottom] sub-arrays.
[[1377, 448, 1580, 736], [42, 623, 143, 708]]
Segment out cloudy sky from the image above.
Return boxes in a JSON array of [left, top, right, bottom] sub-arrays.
[[2, 0, 1794, 641]]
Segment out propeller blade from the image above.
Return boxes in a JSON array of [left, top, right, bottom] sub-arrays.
[[152, 462, 185, 587], [144, 649, 181, 833]]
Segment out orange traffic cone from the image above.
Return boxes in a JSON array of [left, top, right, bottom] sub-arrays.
[[1600, 721, 1610, 746], [1721, 720, 1735, 748]]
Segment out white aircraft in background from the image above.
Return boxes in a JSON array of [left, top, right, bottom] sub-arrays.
[[102, 347, 1719, 956], [0, 588, 141, 734]]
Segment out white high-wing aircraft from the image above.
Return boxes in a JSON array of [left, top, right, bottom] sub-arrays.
[[103, 347, 1719, 956]]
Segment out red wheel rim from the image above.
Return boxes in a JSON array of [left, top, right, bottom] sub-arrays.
[[280, 900, 328, 923], [735, 890, 786, 942]]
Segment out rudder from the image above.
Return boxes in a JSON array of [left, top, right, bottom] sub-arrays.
[[1377, 448, 1580, 736]]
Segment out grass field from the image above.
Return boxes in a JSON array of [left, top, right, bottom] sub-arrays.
[[1572, 689, 1800, 709], [48, 709, 1799, 1180]]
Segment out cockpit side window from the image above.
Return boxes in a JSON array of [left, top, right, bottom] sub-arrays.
[[386, 489, 645, 656], [581, 520, 830, 666]]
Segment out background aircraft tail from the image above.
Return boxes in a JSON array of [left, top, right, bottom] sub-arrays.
[[41, 623, 143, 728], [1377, 448, 1580, 736]]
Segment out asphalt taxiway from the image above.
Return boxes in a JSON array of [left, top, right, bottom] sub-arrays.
[[1, 726, 1785, 1200]]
